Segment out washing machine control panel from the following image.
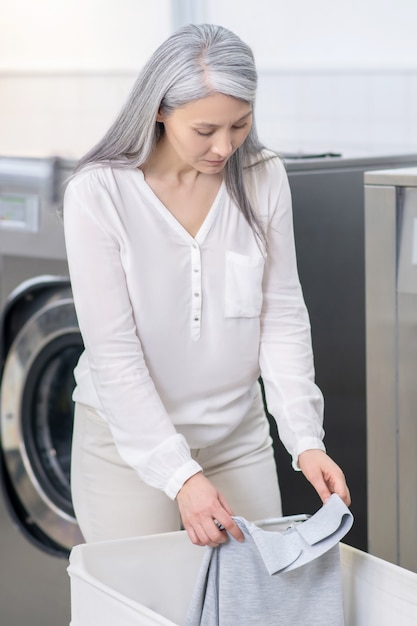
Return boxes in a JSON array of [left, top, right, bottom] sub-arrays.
[[0, 156, 67, 260], [0, 192, 40, 233]]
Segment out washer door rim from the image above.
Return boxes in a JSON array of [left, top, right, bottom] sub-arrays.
[[1, 296, 84, 552]]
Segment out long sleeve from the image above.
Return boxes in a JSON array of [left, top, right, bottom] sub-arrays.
[[63, 170, 202, 499], [256, 158, 325, 468]]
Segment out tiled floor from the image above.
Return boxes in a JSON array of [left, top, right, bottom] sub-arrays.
[[0, 496, 71, 626]]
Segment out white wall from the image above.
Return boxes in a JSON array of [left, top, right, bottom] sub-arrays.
[[0, 0, 172, 157], [201, 0, 417, 71], [1, 0, 416, 158], [183, 0, 417, 155], [0, 0, 172, 72]]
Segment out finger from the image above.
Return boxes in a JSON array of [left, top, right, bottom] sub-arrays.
[[211, 496, 243, 541], [216, 495, 244, 541], [310, 474, 333, 503], [326, 470, 351, 507], [190, 521, 227, 547], [212, 518, 225, 530], [208, 519, 229, 545], [186, 525, 204, 546], [218, 493, 234, 516], [333, 481, 351, 507], [220, 518, 244, 543], [342, 489, 351, 507]]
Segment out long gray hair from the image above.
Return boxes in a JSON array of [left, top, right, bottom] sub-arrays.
[[75, 23, 271, 237]]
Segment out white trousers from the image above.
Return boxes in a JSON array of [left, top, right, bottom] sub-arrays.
[[71, 401, 282, 543]]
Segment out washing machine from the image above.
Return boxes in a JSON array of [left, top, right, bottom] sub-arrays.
[[0, 157, 83, 625]]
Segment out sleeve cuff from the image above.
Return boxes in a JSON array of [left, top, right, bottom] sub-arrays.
[[292, 438, 326, 471], [164, 459, 203, 500]]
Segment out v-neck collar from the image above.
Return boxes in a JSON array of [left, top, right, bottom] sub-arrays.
[[131, 168, 225, 245]]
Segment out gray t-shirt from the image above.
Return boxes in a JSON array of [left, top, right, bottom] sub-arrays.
[[185, 494, 353, 625]]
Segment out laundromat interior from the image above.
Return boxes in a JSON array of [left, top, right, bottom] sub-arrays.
[[1, 2, 417, 625]]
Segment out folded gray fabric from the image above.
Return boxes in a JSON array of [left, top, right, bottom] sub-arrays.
[[185, 494, 353, 626]]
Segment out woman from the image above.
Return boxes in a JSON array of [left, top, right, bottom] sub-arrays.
[[64, 23, 350, 548]]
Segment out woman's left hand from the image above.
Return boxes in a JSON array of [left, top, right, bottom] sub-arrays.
[[298, 449, 351, 507]]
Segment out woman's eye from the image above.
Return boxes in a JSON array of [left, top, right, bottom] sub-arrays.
[[195, 123, 248, 137]]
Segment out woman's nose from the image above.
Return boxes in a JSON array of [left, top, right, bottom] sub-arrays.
[[211, 133, 233, 158]]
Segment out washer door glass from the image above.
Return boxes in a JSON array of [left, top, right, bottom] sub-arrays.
[[23, 333, 83, 518], [1, 295, 85, 554]]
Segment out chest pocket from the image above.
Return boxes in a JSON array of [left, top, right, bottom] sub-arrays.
[[225, 251, 265, 318]]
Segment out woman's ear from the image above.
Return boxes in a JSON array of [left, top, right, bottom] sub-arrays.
[[156, 108, 165, 123]]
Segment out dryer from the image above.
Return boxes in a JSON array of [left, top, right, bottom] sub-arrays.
[[0, 157, 83, 625]]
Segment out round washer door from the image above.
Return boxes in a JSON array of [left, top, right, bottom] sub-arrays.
[[0, 279, 84, 555]]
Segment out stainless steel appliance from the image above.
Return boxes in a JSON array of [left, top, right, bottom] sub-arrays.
[[275, 152, 417, 553], [365, 167, 417, 572], [0, 157, 82, 625]]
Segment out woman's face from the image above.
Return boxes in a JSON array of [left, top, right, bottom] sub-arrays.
[[157, 93, 252, 174]]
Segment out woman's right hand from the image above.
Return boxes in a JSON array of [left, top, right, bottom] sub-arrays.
[[176, 472, 244, 547]]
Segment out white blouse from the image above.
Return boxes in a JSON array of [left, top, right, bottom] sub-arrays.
[[63, 153, 325, 500]]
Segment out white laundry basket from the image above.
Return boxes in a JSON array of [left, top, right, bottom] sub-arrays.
[[68, 521, 417, 626]]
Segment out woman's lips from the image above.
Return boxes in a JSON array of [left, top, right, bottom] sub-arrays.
[[204, 159, 226, 166]]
